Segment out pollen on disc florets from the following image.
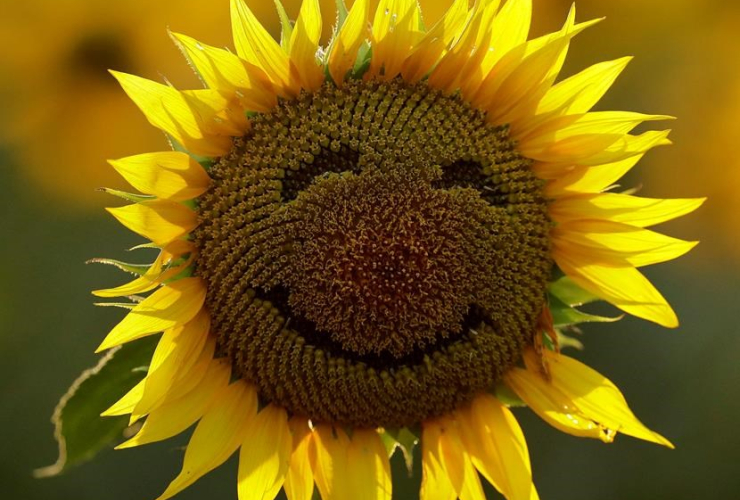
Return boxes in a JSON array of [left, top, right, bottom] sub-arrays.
[[194, 78, 553, 428]]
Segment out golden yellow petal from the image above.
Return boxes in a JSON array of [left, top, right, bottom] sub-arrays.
[[369, 0, 423, 81], [434, 416, 485, 500], [156, 380, 258, 500], [544, 154, 644, 196], [550, 193, 706, 228], [130, 310, 210, 422], [504, 368, 609, 441], [553, 220, 699, 268], [230, 0, 295, 95], [96, 277, 206, 352], [401, 0, 468, 84], [428, 0, 500, 94], [328, 0, 370, 86], [458, 394, 534, 500], [420, 422, 456, 500], [512, 350, 674, 448], [347, 429, 392, 500], [237, 405, 293, 500], [116, 357, 231, 449], [284, 417, 314, 500], [171, 32, 278, 113], [108, 151, 209, 201], [554, 249, 678, 327], [460, 0, 532, 98], [537, 57, 633, 116], [106, 200, 198, 246], [110, 71, 232, 157], [289, 0, 324, 92], [311, 425, 352, 500]]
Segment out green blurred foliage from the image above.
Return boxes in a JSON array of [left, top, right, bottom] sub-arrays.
[[1, 1, 739, 499]]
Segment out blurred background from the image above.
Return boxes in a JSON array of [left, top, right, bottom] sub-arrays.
[[1, 0, 737, 499]]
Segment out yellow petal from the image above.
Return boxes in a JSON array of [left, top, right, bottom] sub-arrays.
[[171, 32, 278, 113], [484, 25, 574, 127], [553, 220, 698, 268], [458, 394, 534, 500], [96, 277, 206, 352], [116, 357, 232, 449], [518, 112, 673, 160], [284, 417, 314, 500], [539, 350, 674, 447], [550, 193, 706, 228], [111, 71, 232, 157], [401, 0, 469, 84], [554, 249, 678, 327], [511, 349, 674, 448], [420, 423, 456, 500], [328, 0, 370, 86], [311, 425, 352, 500], [181, 88, 250, 136], [230, 0, 294, 94], [369, 0, 423, 80], [162, 335, 217, 402], [432, 416, 485, 500], [289, 0, 324, 92], [156, 380, 258, 500], [108, 152, 210, 201], [428, 0, 500, 94], [238, 404, 292, 500], [311, 425, 391, 500], [106, 200, 197, 246], [504, 368, 610, 441], [347, 429, 392, 500], [461, 0, 531, 98], [474, 11, 601, 112], [544, 154, 644, 196], [130, 310, 210, 422], [537, 57, 633, 115]]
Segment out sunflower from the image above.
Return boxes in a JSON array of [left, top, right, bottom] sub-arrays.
[[93, 1, 703, 498]]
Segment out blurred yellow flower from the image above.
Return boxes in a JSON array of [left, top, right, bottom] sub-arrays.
[[0, 0, 266, 208]]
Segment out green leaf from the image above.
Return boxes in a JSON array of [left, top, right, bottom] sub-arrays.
[[35, 337, 158, 478], [549, 295, 622, 327], [549, 276, 600, 306]]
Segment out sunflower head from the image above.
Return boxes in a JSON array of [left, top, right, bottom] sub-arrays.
[[63, 1, 704, 499]]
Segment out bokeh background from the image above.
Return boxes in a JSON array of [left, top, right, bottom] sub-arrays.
[[1, 0, 738, 499]]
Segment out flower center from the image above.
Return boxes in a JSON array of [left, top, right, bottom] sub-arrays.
[[194, 79, 553, 428]]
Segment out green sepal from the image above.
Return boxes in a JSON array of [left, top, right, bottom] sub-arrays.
[[494, 382, 526, 408], [549, 295, 621, 327], [273, 0, 295, 51], [335, 0, 349, 31], [93, 302, 137, 310], [350, 42, 373, 79], [548, 276, 600, 306], [86, 258, 152, 277], [35, 336, 158, 478], [381, 427, 419, 475], [99, 188, 154, 204]]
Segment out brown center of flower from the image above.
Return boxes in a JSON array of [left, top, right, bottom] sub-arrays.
[[194, 79, 552, 428]]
